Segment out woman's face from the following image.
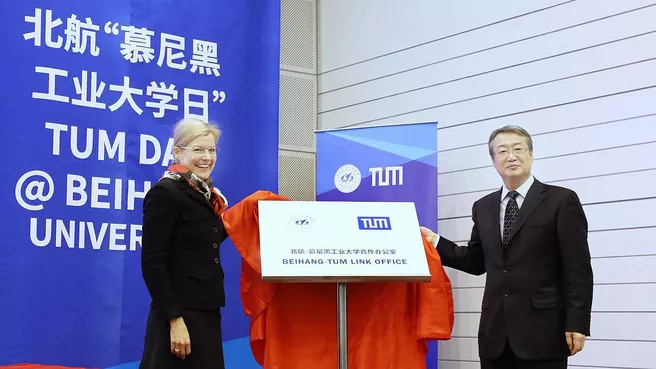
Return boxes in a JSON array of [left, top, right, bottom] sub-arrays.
[[174, 134, 217, 180]]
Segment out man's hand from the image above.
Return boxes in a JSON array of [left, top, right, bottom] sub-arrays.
[[566, 331, 585, 355], [420, 226, 438, 245]]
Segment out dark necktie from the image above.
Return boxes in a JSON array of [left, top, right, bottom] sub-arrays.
[[502, 191, 519, 245]]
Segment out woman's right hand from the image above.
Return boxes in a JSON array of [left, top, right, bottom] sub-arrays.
[[169, 317, 191, 359]]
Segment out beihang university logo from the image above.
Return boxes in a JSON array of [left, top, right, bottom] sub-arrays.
[[289, 215, 315, 231], [334, 164, 361, 194]]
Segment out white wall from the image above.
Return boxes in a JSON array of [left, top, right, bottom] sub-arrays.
[[318, 1, 656, 368]]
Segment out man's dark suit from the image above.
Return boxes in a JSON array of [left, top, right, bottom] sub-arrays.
[[436, 178, 593, 364]]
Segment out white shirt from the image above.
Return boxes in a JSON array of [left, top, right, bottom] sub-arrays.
[[499, 175, 534, 235], [432, 175, 535, 246]]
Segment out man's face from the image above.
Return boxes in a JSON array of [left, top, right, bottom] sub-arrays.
[[490, 132, 533, 183]]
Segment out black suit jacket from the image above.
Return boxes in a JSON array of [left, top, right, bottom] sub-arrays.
[[141, 178, 228, 321], [437, 178, 593, 360]]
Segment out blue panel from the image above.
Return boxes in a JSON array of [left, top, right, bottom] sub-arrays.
[[0, 1, 279, 367], [316, 122, 440, 369]]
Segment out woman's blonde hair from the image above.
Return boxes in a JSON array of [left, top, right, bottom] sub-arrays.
[[171, 118, 221, 163], [172, 118, 221, 148]]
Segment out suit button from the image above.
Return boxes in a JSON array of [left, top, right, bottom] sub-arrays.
[[214, 258, 219, 264], [503, 267, 509, 273], [213, 227, 218, 233], [213, 243, 218, 249], [503, 292, 509, 297]]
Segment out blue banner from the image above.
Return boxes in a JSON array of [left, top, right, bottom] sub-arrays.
[[0, 1, 279, 368], [316, 122, 439, 368]]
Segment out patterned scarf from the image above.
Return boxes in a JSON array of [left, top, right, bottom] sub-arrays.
[[160, 163, 228, 217]]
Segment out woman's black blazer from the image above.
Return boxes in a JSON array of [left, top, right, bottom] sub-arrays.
[[141, 178, 228, 320]]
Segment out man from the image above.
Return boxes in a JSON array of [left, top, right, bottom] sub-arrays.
[[421, 125, 593, 369]]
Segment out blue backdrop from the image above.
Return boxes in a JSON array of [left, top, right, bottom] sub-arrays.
[[0, 1, 279, 368], [316, 122, 439, 368]]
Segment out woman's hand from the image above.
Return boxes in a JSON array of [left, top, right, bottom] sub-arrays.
[[170, 317, 191, 359]]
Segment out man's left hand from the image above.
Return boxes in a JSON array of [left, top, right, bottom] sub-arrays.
[[566, 331, 585, 355], [419, 226, 438, 245]]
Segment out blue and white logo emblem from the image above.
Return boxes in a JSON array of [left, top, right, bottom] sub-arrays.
[[334, 164, 361, 194], [357, 216, 392, 230], [289, 215, 315, 230]]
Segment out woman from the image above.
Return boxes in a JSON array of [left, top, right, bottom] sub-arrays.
[[139, 118, 229, 369]]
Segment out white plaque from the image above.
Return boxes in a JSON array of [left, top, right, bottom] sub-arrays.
[[257, 200, 430, 283]]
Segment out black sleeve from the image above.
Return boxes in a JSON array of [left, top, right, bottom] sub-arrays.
[[217, 215, 229, 243], [436, 201, 486, 276], [557, 190, 594, 336], [141, 183, 183, 321]]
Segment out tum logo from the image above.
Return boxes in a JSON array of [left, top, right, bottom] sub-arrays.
[[369, 166, 403, 186], [357, 216, 392, 230]]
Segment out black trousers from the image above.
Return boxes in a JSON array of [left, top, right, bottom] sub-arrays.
[[481, 341, 567, 369], [139, 307, 225, 369]]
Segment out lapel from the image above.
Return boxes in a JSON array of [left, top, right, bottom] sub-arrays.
[[489, 189, 503, 247], [179, 181, 213, 211], [506, 179, 547, 243]]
